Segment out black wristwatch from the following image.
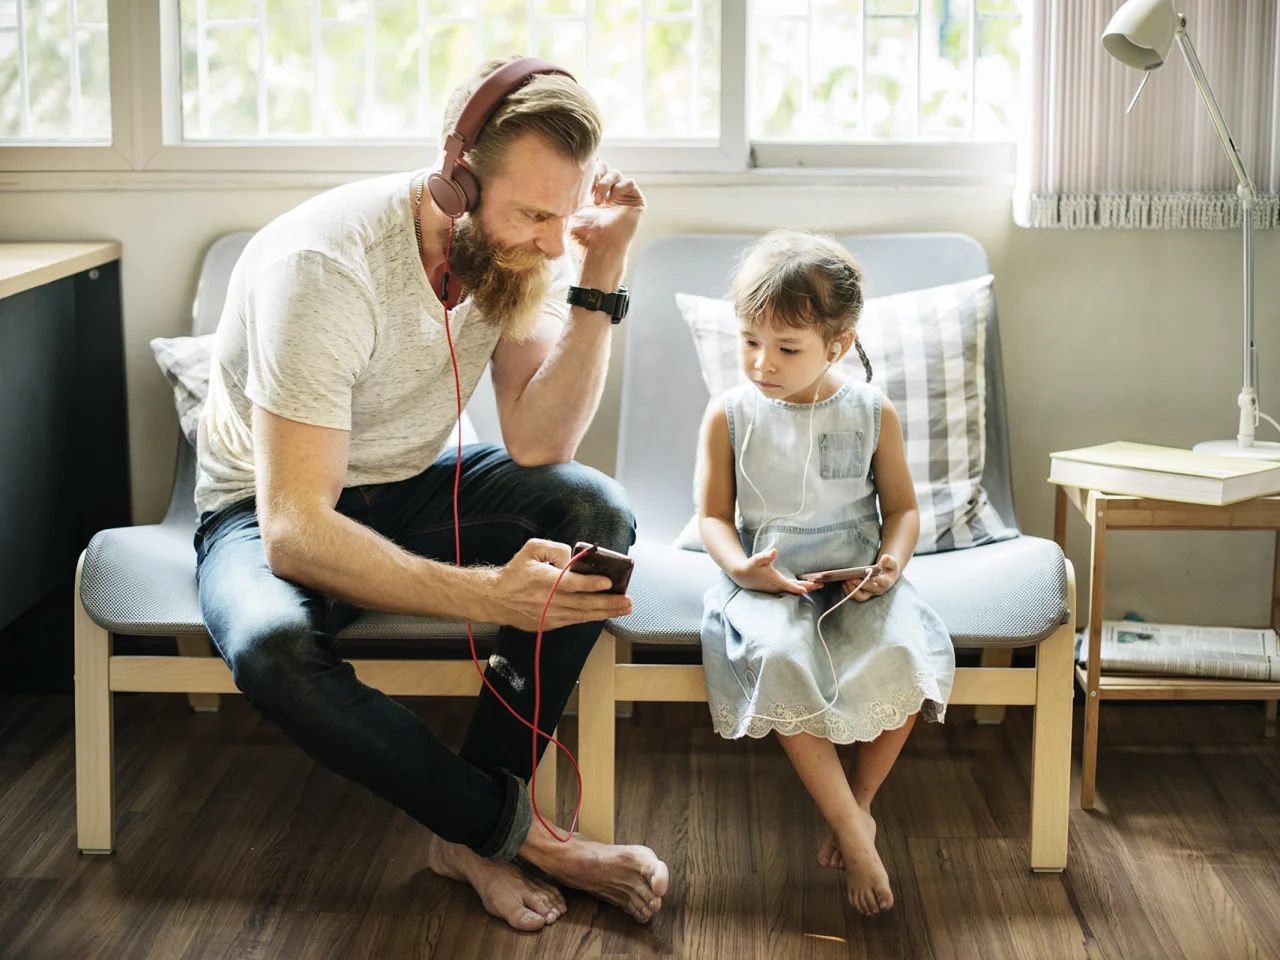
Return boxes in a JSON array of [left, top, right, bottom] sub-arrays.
[[567, 284, 629, 324]]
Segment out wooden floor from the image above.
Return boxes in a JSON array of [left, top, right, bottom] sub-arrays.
[[3, 693, 1280, 960]]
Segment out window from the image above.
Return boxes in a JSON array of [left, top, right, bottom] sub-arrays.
[[752, 0, 1025, 143], [0, 0, 112, 141], [177, 0, 721, 143], [2, 0, 1026, 175]]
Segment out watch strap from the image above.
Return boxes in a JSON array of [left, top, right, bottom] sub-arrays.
[[567, 284, 629, 323]]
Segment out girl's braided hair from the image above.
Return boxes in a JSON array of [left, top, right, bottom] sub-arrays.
[[730, 230, 872, 382]]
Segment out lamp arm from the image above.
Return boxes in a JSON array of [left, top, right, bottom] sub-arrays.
[[1174, 22, 1257, 201]]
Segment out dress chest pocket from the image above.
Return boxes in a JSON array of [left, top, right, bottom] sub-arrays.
[[819, 430, 864, 480]]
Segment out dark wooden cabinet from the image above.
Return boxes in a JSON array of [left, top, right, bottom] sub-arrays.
[[0, 243, 130, 682]]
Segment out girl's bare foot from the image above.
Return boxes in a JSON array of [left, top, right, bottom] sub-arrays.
[[818, 832, 843, 870], [519, 820, 669, 923], [835, 806, 893, 915], [427, 835, 566, 932], [818, 809, 875, 870]]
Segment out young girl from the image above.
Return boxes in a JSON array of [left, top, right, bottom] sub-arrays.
[[697, 230, 954, 916]]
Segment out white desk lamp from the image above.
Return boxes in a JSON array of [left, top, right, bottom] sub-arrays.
[[1103, 0, 1280, 460]]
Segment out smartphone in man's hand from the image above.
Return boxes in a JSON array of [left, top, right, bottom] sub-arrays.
[[569, 542, 635, 595]]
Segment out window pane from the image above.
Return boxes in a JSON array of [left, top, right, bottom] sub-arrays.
[[975, 13, 1021, 139], [1, 0, 111, 141], [645, 18, 693, 137], [920, 0, 970, 138], [266, 0, 314, 136], [0, 31, 20, 137], [753, 14, 804, 139], [868, 0, 915, 13], [535, 17, 585, 79], [77, 22, 109, 138], [865, 14, 916, 138], [77, 0, 104, 23], [750, 0, 1024, 143], [372, 0, 418, 135], [206, 26, 260, 138], [754, 1, 862, 142], [180, 0, 719, 142]]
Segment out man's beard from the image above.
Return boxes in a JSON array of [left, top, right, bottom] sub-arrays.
[[442, 214, 554, 342]]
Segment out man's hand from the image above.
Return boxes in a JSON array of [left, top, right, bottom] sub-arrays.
[[492, 539, 633, 632], [731, 549, 823, 596], [843, 554, 901, 601], [569, 161, 645, 267]]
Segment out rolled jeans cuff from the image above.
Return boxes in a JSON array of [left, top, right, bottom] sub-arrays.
[[476, 767, 533, 862]]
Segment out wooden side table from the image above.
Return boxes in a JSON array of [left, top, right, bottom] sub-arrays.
[[1055, 485, 1280, 810]]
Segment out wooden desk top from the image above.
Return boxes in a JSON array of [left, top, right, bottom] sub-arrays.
[[0, 242, 122, 300]]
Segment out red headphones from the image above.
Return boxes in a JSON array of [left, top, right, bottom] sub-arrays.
[[437, 55, 587, 843], [428, 57, 576, 219]]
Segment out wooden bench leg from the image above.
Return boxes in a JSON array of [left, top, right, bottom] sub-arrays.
[[615, 637, 633, 719], [74, 553, 115, 855], [577, 631, 616, 843], [1029, 563, 1075, 873], [176, 635, 222, 713], [974, 647, 1013, 724], [533, 726, 558, 823]]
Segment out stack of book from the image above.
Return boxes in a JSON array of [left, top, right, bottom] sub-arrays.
[[1053, 441, 1280, 680], [1049, 441, 1280, 505]]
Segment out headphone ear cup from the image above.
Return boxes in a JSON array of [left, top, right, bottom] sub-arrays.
[[427, 170, 469, 219], [451, 160, 480, 213]]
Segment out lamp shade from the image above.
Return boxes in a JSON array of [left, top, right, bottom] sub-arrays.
[[1102, 0, 1178, 69]]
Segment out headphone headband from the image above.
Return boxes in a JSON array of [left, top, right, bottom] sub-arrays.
[[429, 57, 576, 219]]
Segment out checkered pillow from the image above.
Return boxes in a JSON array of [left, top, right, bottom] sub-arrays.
[[674, 275, 1016, 555], [151, 334, 215, 448]]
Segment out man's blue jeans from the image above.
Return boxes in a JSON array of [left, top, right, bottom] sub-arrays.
[[194, 443, 635, 862]]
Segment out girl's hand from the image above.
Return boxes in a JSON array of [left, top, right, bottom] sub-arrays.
[[732, 550, 822, 595], [844, 554, 901, 601]]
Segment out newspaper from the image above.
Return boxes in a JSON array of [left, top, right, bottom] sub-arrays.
[[1077, 621, 1280, 682]]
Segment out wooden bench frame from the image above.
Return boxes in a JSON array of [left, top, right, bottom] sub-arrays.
[[73, 553, 558, 855], [575, 563, 1077, 873], [76, 552, 1073, 873]]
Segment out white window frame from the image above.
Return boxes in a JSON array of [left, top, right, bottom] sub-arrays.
[[0, 0, 1014, 182], [0, 0, 135, 171]]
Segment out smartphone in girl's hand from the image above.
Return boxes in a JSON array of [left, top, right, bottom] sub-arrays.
[[799, 564, 883, 584]]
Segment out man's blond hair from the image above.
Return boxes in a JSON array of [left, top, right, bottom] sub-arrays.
[[442, 55, 602, 181]]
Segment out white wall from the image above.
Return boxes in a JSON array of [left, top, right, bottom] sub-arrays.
[[2, 179, 1277, 627]]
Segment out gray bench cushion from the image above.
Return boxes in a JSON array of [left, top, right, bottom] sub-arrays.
[[608, 536, 1068, 649], [80, 521, 499, 640]]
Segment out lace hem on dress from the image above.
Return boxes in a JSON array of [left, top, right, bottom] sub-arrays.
[[711, 670, 947, 744]]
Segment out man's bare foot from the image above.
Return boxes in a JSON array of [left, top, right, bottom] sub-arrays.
[[427, 835, 566, 932], [818, 809, 875, 870], [835, 806, 893, 916], [519, 820, 669, 923]]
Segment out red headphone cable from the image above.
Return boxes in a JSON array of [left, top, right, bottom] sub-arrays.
[[439, 217, 584, 843]]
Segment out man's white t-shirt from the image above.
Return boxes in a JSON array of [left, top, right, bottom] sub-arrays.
[[195, 170, 573, 515]]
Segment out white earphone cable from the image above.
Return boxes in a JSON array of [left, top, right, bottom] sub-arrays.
[[730, 355, 872, 726]]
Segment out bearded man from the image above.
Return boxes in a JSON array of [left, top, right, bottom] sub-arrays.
[[193, 56, 666, 930]]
